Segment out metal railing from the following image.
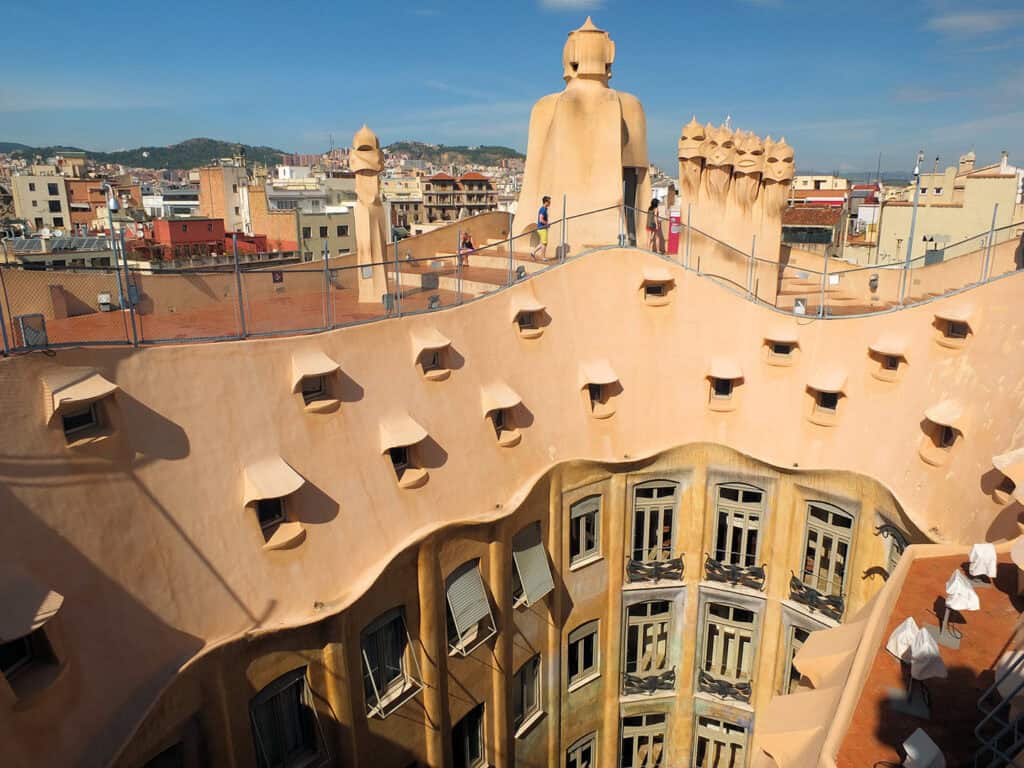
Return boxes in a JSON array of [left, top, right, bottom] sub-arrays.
[[0, 204, 1020, 355]]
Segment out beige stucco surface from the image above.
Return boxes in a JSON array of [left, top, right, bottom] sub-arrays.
[[1, 245, 1023, 765]]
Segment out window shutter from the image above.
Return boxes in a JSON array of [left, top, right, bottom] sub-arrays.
[[446, 564, 492, 638], [512, 524, 555, 607]]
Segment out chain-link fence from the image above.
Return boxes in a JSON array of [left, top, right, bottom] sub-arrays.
[[1, 211, 1021, 353]]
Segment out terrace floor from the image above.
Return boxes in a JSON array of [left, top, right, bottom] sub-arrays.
[[838, 554, 1024, 768]]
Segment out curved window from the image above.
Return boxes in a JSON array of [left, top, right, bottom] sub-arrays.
[[568, 620, 600, 688], [566, 732, 597, 768], [630, 481, 678, 564], [801, 503, 854, 598], [569, 495, 601, 565], [360, 607, 423, 718], [713, 483, 765, 567], [249, 667, 323, 768]]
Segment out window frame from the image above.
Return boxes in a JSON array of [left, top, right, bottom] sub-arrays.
[[569, 495, 601, 566], [623, 600, 672, 680], [512, 655, 542, 735], [620, 713, 666, 768], [452, 703, 485, 768], [566, 732, 597, 768], [629, 480, 679, 565], [816, 390, 839, 413], [255, 497, 286, 538], [248, 667, 323, 768], [713, 483, 765, 568], [567, 620, 600, 689], [692, 714, 747, 768], [781, 623, 811, 694], [360, 607, 423, 718], [61, 402, 99, 439], [800, 502, 855, 599], [700, 601, 757, 687], [300, 375, 326, 405]]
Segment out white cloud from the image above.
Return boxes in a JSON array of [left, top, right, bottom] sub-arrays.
[[539, 0, 602, 10], [925, 11, 1023, 37]]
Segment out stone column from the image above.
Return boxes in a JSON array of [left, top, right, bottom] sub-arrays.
[[546, 469, 565, 767], [418, 537, 450, 767], [600, 473, 626, 764], [488, 522, 513, 767]]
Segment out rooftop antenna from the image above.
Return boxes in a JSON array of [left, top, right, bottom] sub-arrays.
[[875, 152, 882, 185]]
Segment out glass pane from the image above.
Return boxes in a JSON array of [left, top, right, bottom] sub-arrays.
[[570, 517, 581, 560], [715, 512, 728, 561]]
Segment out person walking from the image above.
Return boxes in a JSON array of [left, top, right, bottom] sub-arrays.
[[531, 195, 551, 261], [646, 198, 665, 254], [458, 231, 475, 269]]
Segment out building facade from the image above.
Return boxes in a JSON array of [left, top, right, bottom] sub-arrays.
[[11, 166, 71, 232], [198, 162, 251, 234]]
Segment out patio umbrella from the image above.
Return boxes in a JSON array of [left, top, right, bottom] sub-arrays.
[[968, 542, 997, 587]]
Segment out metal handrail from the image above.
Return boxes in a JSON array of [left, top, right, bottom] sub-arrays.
[[1, 206, 1021, 354]]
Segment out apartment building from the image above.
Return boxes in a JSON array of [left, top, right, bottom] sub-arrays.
[[198, 161, 251, 233], [11, 165, 71, 232], [423, 172, 499, 223]]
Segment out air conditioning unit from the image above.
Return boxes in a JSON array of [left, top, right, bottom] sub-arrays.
[[97, 292, 112, 311]]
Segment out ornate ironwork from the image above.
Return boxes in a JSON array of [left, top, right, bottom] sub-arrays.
[[697, 670, 752, 703], [703, 554, 766, 591], [875, 523, 908, 548], [622, 667, 676, 695], [625, 556, 684, 584], [788, 573, 844, 621]]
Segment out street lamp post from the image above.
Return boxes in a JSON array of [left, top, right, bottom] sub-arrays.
[[102, 183, 128, 314], [899, 150, 925, 305]]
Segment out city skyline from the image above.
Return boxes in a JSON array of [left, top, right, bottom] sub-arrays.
[[1, 0, 1022, 173]]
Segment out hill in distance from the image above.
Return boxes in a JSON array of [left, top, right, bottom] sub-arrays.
[[0, 138, 288, 170], [385, 141, 523, 165]]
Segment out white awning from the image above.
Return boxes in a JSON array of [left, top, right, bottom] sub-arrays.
[[756, 687, 833, 768], [508, 290, 545, 321], [640, 265, 674, 285], [807, 367, 847, 393], [708, 356, 743, 380], [794, 621, 862, 689], [925, 400, 965, 432], [933, 305, 973, 324], [409, 326, 451, 363], [243, 457, 305, 507], [379, 413, 428, 454], [41, 367, 119, 424], [0, 565, 64, 642], [290, 349, 340, 393], [578, 359, 618, 388], [480, 381, 522, 418], [765, 325, 799, 345], [869, 334, 908, 359]]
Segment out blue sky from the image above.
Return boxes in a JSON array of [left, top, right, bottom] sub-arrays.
[[1, 0, 1022, 173]]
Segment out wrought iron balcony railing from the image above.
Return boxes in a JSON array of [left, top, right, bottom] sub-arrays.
[[789, 573, 844, 621], [622, 667, 676, 696], [703, 554, 766, 591], [697, 670, 752, 703], [625, 555, 684, 584]]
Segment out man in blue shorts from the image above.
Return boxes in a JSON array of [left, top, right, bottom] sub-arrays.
[[531, 195, 551, 261]]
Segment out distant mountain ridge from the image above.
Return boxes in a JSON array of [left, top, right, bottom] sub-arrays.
[[385, 141, 524, 166], [0, 138, 288, 170], [0, 138, 524, 171]]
